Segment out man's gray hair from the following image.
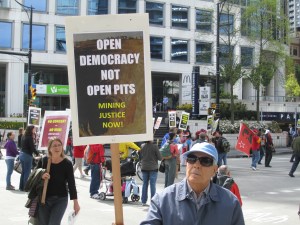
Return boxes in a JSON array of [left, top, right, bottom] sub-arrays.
[[218, 165, 229, 176]]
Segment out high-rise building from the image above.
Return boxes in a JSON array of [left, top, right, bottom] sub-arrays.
[[0, 0, 289, 117]]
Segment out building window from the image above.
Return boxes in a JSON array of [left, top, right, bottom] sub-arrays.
[[118, 0, 137, 14], [171, 39, 188, 62], [0, 21, 12, 48], [146, 1, 164, 26], [171, 5, 188, 29], [219, 13, 234, 35], [219, 44, 234, 65], [150, 36, 163, 60], [87, 0, 108, 15], [55, 26, 66, 52], [24, 0, 47, 12], [22, 24, 46, 51], [195, 9, 212, 32], [0, 0, 9, 7], [293, 47, 298, 56], [241, 47, 253, 67], [56, 0, 79, 15], [196, 42, 212, 64]]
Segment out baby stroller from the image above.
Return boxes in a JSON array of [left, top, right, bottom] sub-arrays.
[[99, 158, 140, 203]]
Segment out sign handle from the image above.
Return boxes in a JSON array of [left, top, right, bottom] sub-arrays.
[[111, 143, 124, 225]]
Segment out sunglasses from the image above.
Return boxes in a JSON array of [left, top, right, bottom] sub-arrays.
[[186, 155, 214, 167]]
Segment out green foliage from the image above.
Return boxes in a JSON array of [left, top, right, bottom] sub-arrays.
[[176, 103, 192, 111], [219, 120, 281, 134], [295, 64, 300, 85], [219, 102, 255, 120], [0, 121, 25, 130], [285, 74, 300, 96]]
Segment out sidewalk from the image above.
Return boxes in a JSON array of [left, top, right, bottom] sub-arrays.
[[227, 147, 293, 158]]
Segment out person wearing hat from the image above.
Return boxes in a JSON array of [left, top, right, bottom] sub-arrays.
[[251, 129, 261, 171], [140, 142, 245, 225]]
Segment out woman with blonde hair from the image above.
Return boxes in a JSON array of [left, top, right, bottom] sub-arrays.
[[37, 138, 80, 225]]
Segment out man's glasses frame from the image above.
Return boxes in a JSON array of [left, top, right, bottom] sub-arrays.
[[186, 155, 214, 167]]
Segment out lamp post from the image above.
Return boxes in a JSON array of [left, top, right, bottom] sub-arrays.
[[215, 0, 227, 121]]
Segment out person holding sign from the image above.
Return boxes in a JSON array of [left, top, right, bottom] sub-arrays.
[[37, 138, 80, 225]]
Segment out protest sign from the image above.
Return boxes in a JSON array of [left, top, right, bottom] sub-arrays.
[[28, 107, 41, 127], [179, 112, 189, 130], [168, 111, 176, 127], [65, 14, 152, 146], [154, 117, 162, 130], [38, 111, 71, 151]]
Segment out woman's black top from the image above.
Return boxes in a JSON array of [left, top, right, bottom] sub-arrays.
[[37, 157, 77, 200], [21, 135, 38, 156], [18, 134, 22, 148]]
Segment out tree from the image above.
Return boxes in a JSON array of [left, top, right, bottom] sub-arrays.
[[286, 74, 300, 97], [219, 2, 245, 124], [242, 0, 289, 121], [295, 64, 300, 85]]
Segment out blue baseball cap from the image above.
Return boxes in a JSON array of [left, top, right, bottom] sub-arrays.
[[182, 142, 218, 163]]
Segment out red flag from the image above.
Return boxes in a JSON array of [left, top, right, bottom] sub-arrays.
[[235, 123, 254, 156]]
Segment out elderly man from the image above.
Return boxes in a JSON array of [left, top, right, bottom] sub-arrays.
[[140, 142, 245, 225]]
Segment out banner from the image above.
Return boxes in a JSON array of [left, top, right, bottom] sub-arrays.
[[154, 117, 162, 130], [66, 14, 153, 145], [235, 123, 254, 156], [179, 112, 189, 130], [27, 107, 41, 127], [38, 111, 71, 151], [168, 111, 176, 127]]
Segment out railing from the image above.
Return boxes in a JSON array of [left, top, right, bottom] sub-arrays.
[[246, 96, 300, 102]]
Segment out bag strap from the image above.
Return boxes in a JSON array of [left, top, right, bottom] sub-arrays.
[[41, 157, 51, 205]]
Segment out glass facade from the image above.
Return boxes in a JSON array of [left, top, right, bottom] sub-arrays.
[[87, 0, 108, 15], [219, 13, 234, 35], [24, 0, 47, 12], [0, 21, 12, 48], [195, 9, 212, 32], [241, 47, 253, 67], [0, 0, 9, 7], [118, 0, 137, 14], [55, 26, 66, 52], [195, 42, 212, 64], [146, 1, 164, 26], [150, 36, 164, 60], [171, 39, 188, 62], [219, 44, 234, 65], [0, 66, 6, 117], [56, 0, 79, 15], [22, 24, 46, 51], [171, 5, 188, 29]]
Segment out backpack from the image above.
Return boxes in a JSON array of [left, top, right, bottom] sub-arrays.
[[85, 145, 97, 164], [221, 137, 231, 152], [159, 143, 172, 159]]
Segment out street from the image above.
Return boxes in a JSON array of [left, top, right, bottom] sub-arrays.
[[0, 152, 299, 225]]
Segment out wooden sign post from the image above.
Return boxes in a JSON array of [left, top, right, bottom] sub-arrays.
[[111, 143, 124, 225], [65, 14, 153, 224]]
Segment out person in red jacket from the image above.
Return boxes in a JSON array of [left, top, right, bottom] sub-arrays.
[[251, 129, 261, 171], [216, 165, 242, 206], [73, 145, 86, 178], [84, 144, 105, 199]]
